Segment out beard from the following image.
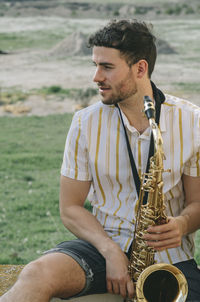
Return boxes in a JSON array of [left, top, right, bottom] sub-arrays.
[[99, 70, 137, 105]]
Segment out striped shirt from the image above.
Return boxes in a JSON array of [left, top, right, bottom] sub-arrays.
[[61, 94, 200, 265]]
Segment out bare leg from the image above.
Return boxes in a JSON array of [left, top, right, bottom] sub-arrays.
[[0, 253, 86, 302]]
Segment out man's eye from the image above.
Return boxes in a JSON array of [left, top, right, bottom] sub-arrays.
[[104, 66, 113, 70]]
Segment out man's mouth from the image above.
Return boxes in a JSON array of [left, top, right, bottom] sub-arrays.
[[98, 86, 111, 93]]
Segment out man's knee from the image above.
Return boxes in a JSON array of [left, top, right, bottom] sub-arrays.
[[18, 258, 52, 288], [18, 253, 86, 298]]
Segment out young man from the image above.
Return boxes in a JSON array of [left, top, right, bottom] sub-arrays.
[[1, 19, 200, 302]]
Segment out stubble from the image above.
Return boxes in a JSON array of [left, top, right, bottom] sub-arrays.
[[101, 69, 137, 105]]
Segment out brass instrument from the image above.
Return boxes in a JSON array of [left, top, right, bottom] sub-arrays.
[[126, 96, 188, 302]]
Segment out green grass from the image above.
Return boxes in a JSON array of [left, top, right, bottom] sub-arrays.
[[195, 233, 200, 264], [0, 114, 200, 265], [0, 114, 76, 264]]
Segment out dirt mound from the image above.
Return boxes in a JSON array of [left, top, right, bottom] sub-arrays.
[[49, 31, 176, 58], [49, 31, 91, 57], [0, 50, 9, 55], [156, 39, 177, 54]]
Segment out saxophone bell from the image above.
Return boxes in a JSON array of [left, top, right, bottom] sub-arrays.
[[136, 263, 188, 302]]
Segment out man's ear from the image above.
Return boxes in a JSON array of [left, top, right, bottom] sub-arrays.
[[135, 60, 148, 79]]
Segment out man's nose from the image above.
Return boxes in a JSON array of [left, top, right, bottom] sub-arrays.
[[93, 67, 105, 83]]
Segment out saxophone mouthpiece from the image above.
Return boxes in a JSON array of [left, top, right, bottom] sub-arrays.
[[143, 96, 155, 120]]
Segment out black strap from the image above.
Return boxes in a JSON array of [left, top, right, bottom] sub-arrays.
[[116, 81, 165, 204]]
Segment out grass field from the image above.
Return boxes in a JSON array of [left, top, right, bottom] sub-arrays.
[[0, 114, 76, 264], [0, 114, 200, 265]]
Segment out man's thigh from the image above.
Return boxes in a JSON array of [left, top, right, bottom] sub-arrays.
[[44, 239, 107, 299], [174, 259, 200, 302], [37, 252, 86, 298]]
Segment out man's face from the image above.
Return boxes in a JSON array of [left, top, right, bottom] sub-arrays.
[[92, 46, 137, 105]]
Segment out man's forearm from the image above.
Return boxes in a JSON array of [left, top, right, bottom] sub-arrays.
[[180, 174, 200, 235], [60, 205, 119, 257]]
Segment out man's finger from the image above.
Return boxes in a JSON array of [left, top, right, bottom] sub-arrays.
[[107, 280, 113, 294], [147, 237, 181, 249], [119, 281, 127, 298], [126, 279, 135, 299], [112, 281, 120, 295]]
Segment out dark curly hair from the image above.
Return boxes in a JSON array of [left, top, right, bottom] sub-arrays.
[[88, 19, 157, 78]]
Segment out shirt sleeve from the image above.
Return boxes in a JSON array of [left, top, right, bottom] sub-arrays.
[[183, 150, 200, 177], [61, 112, 92, 181], [183, 113, 200, 177]]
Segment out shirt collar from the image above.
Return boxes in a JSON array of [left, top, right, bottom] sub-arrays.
[[120, 102, 167, 136], [121, 110, 151, 139]]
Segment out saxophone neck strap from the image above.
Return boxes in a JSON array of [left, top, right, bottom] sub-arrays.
[[115, 81, 165, 203]]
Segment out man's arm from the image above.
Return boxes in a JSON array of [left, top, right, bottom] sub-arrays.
[[144, 174, 200, 251], [59, 175, 134, 299]]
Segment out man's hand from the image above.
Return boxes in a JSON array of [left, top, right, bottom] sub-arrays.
[[144, 175, 200, 252], [143, 216, 186, 251], [104, 246, 135, 299]]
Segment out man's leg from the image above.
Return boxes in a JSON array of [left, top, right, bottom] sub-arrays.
[[174, 259, 200, 301], [0, 253, 86, 302]]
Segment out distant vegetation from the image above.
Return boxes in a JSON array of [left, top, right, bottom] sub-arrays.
[[0, 86, 98, 108], [37, 86, 97, 101], [0, 89, 28, 105]]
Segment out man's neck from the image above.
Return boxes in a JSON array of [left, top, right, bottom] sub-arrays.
[[119, 82, 153, 134]]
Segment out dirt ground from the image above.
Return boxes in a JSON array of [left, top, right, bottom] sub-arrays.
[[0, 47, 199, 117], [0, 5, 200, 116], [0, 47, 98, 116]]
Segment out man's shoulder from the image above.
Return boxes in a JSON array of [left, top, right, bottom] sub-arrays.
[[74, 101, 116, 121], [163, 94, 200, 114]]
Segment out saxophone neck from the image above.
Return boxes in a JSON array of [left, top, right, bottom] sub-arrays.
[[144, 96, 164, 157]]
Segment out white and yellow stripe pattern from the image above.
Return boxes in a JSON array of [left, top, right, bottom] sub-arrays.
[[61, 94, 200, 265]]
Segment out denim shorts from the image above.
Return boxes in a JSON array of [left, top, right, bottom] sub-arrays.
[[44, 239, 200, 301]]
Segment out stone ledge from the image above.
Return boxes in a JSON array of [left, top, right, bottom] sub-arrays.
[[0, 265, 123, 301], [51, 294, 123, 302]]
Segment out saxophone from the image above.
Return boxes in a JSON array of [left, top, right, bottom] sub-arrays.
[[126, 96, 188, 302]]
